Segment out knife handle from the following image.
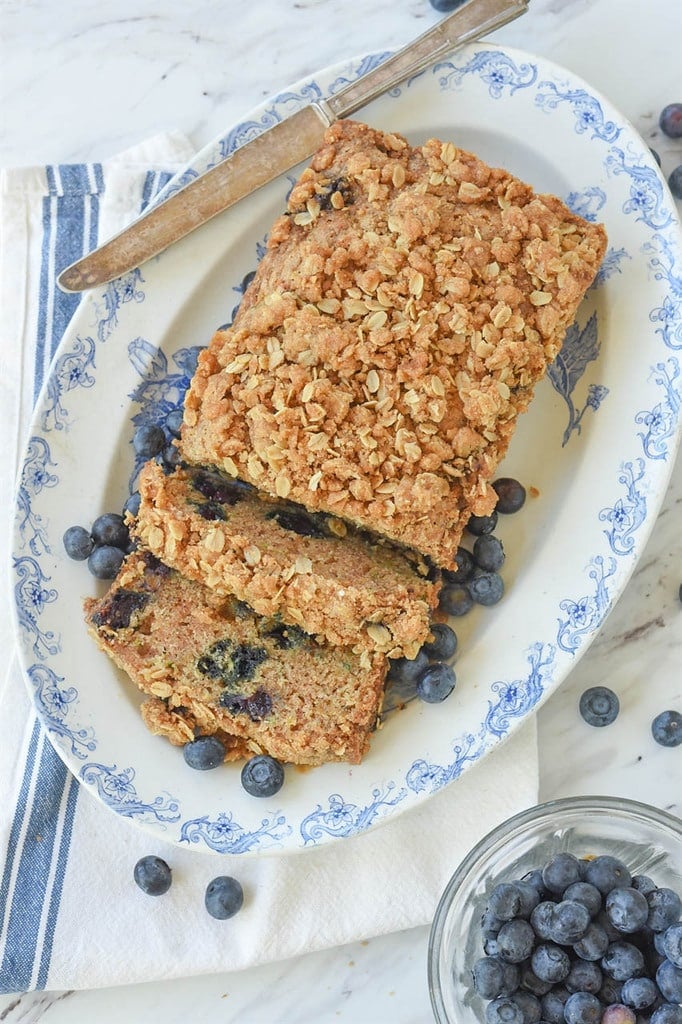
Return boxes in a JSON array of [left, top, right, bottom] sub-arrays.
[[325, 0, 528, 120]]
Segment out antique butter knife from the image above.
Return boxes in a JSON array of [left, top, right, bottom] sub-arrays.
[[58, 0, 527, 292]]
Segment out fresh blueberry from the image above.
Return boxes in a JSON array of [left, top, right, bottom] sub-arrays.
[[133, 855, 172, 896], [484, 996, 524, 1024], [473, 534, 506, 572], [542, 853, 582, 895], [531, 943, 571, 983], [605, 887, 649, 934], [472, 956, 510, 999], [467, 511, 498, 536], [493, 477, 527, 514], [651, 1005, 682, 1024], [601, 940, 645, 981], [468, 570, 505, 606], [88, 544, 125, 580], [123, 491, 141, 518], [540, 987, 571, 1024], [204, 875, 244, 919], [584, 855, 632, 894], [600, 1005, 636, 1024], [519, 963, 553, 998], [183, 735, 225, 770], [659, 103, 682, 138], [579, 686, 620, 727], [164, 407, 184, 438], [496, 919, 536, 963], [598, 976, 624, 1005], [573, 922, 610, 962], [531, 901, 558, 942], [428, 0, 468, 14], [91, 512, 129, 550], [657, 958, 682, 1003], [620, 975, 659, 1010], [548, 900, 591, 945], [489, 882, 524, 922], [668, 166, 682, 200], [661, 922, 682, 967], [439, 583, 474, 616], [564, 958, 603, 994], [442, 546, 475, 584], [646, 887, 682, 931], [415, 662, 456, 703], [651, 710, 682, 747], [63, 525, 93, 560], [509, 989, 541, 1023], [563, 991, 602, 1024], [514, 881, 542, 919], [422, 622, 458, 660], [133, 422, 166, 458], [631, 874, 658, 896], [240, 754, 284, 797], [387, 649, 429, 685], [563, 882, 603, 918]]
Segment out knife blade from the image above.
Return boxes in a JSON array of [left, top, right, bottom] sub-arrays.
[[57, 0, 528, 293]]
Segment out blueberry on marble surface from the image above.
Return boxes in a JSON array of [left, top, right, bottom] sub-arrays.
[[133, 855, 172, 896], [660, 102, 682, 138], [669, 166, 682, 200], [579, 686, 620, 727], [63, 524, 93, 560], [651, 709, 682, 747], [241, 754, 284, 797], [428, 0, 468, 13], [204, 875, 244, 920], [183, 735, 226, 770]]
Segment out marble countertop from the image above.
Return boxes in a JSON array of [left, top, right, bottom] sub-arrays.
[[1, 0, 681, 1021]]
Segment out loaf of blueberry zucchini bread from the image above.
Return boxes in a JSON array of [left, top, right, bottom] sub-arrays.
[[179, 118, 607, 568], [132, 460, 439, 658], [84, 550, 388, 766]]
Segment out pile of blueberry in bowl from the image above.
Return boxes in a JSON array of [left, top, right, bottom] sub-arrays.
[[428, 796, 682, 1023]]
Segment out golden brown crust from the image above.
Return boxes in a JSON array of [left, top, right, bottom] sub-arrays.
[[132, 461, 439, 658], [84, 550, 387, 766], [180, 119, 607, 567]]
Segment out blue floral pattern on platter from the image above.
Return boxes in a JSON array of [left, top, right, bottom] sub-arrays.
[[11, 44, 682, 853], [548, 313, 609, 447], [180, 811, 292, 853], [28, 663, 96, 760], [79, 764, 180, 826], [535, 81, 621, 142]]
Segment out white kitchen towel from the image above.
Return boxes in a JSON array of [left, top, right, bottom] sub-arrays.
[[0, 133, 539, 992]]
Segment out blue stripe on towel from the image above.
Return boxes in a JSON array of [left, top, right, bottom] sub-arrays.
[[0, 739, 69, 990], [2, 162, 173, 993], [2, 163, 105, 992]]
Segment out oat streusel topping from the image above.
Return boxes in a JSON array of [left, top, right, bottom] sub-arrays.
[[180, 119, 607, 566]]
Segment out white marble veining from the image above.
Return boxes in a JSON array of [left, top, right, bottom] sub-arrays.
[[1, 0, 681, 1020]]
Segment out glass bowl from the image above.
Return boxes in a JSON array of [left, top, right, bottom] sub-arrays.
[[428, 795, 682, 1024]]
